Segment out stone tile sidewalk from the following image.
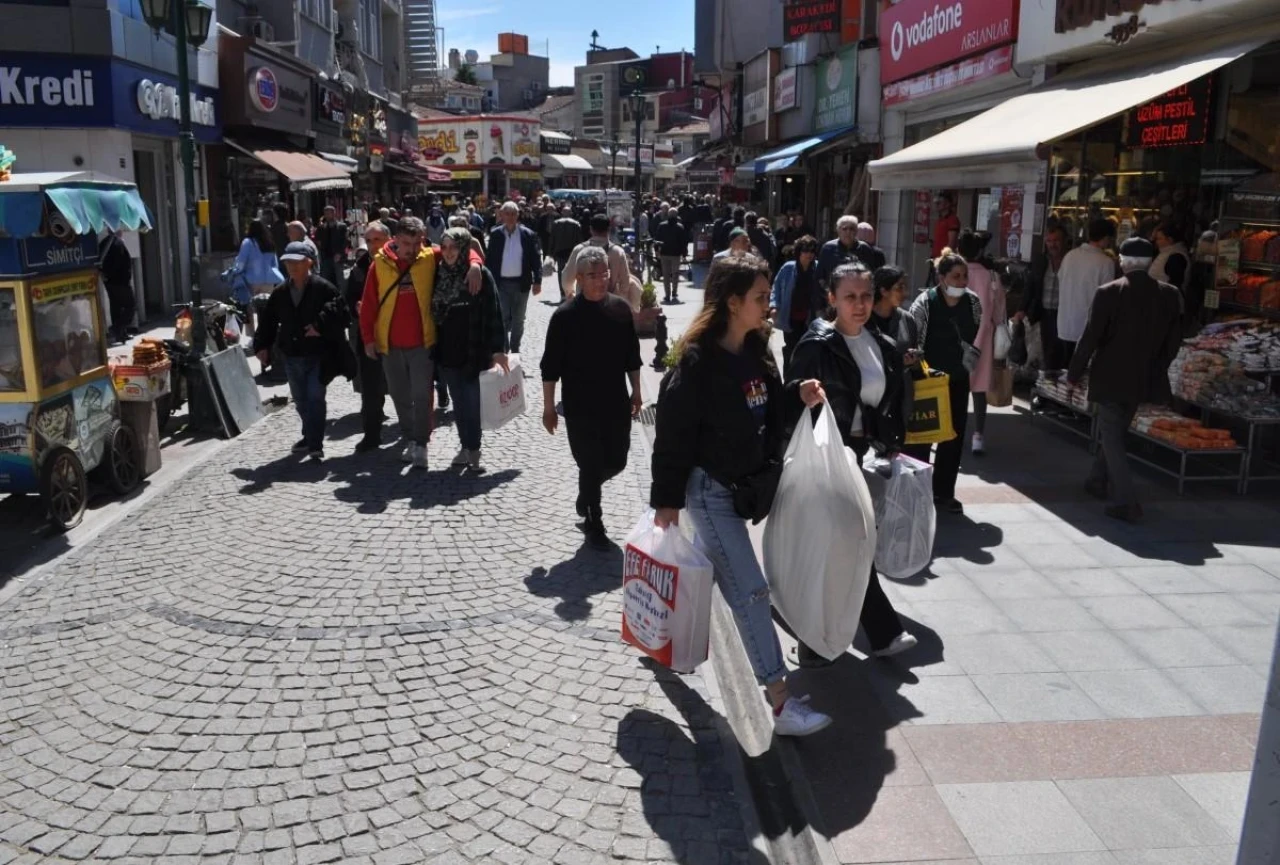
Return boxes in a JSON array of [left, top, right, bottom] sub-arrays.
[[0, 292, 766, 865]]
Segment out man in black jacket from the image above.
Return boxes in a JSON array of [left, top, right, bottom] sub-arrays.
[[345, 222, 390, 452], [1068, 237, 1183, 523], [817, 216, 877, 292], [1019, 224, 1069, 370], [98, 229, 134, 344], [652, 210, 689, 302], [316, 205, 348, 285], [254, 242, 347, 461], [549, 205, 583, 295], [487, 201, 543, 353]]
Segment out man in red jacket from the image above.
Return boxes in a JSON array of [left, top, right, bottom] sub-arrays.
[[358, 217, 483, 467]]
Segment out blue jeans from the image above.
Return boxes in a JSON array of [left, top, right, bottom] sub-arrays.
[[285, 355, 326, 450], [684, 468, 786, 686], [497, 278, 531, 354], [438, 365, 482, 451]]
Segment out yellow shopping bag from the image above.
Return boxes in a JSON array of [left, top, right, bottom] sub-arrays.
[[905, 363, 956, 445]]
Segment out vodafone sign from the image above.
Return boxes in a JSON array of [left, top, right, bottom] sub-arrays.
[[880, 0, 1018, 85]]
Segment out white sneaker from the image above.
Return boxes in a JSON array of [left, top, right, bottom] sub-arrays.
[[971, 432, 986, 455], [400, 442, 414, 463], [872, 632, 919, 658], [451, 448, 469, 467], [774, 696, 832, 737], [467, 449, 484, 471], [411, 445, 428, 469]]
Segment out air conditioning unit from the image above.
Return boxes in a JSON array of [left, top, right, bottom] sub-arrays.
[[240, 17, 275, 42]]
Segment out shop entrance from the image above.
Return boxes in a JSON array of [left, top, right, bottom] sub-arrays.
[[132, 141, 181, 320], [132, 149, 165, 322]]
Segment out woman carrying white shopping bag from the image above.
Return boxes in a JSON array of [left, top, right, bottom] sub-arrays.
[[651, 254, 833, 737], [781, 262, 922, 668]]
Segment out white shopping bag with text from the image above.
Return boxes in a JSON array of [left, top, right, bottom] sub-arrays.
[[479, 354, 527, 430], [763, 405, 876, 661], [863, 453, 936, 580], [622, 510, 715, 674]]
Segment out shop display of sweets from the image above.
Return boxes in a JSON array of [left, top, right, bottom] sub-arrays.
[[1168, 318, 1280, 417], [1130, 406, 1239, 450], [1034, 371, 1090, 411]]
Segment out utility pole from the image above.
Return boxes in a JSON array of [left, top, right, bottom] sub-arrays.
[[610, 132, 619, 188], [632, 90, 644, 230]]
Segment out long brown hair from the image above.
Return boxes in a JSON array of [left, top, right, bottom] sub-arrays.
[[677, 254, 775, 373]]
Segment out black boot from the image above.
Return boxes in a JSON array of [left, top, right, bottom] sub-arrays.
[[355, 433, 382, 453]]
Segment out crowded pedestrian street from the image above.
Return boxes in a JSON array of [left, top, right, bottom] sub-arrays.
[[4, 0, 1280, 862]]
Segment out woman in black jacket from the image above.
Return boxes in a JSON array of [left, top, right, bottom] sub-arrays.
[[784, 262, 919, 667], [651, 254, 832, 737], [906, 252, 983, 514]]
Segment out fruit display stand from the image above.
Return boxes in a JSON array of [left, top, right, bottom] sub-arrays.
[[1123, 408, 1246, 495]]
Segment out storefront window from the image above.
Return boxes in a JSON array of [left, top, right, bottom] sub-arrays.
[[1047, 45, 1280, 318], [0, 289, 24, 392], [34, 293, 103, 389]]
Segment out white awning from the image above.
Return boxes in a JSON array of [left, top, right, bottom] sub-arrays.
[[318, 151, 358, 173], [540, 130, 572, 141], [868, 30, 1276, 192], [542, 153, 594, 172]]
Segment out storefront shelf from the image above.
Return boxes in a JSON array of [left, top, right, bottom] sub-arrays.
[[1218, 301, 1280, 319], [1237, 260, 1280, 271], [1185, 402, 1280, 494], [1122, 427, 1246, 495], [1030, 389, 1098, 452]]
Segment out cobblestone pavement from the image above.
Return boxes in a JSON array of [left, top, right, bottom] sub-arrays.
[[0, 297, 760, 864]]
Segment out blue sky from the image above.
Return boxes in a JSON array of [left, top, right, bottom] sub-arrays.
[[435, 0, 694, 87]]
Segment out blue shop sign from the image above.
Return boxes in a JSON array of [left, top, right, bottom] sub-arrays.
[[0, 54, 220, 143], [0, 235, 99, 279]]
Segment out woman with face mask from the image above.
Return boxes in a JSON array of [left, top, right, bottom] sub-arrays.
[[905, 251, 983, 514]]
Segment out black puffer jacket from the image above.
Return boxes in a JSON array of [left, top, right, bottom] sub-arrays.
[[784, 319, 906, 456], [650, 340, 785, 510]]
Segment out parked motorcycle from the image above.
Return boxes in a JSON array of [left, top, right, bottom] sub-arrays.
[[155, 300, 246, 432]]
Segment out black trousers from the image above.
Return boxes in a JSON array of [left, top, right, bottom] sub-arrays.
[[1039, 310, 1071, 371], [782, 328, 804, 380], [352, 331, 386, 438], [565, 410, 632, 512], [904, 372, 970, 501], [778, 565, 905, 659], [105, 281, 135, 342]]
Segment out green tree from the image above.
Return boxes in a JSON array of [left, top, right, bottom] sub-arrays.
[[455, 63, 478, 86]]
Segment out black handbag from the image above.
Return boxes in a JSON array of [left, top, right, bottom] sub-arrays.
[[727, 459, 783, 524]]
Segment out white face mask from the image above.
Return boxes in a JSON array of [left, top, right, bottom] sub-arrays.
[[944, 285, 967, 298]]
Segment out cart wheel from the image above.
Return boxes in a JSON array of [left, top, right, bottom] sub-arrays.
[[96, 421, 142, 494], [40, 448, 87, 531]]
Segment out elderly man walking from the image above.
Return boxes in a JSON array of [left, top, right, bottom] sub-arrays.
[[541, 245, 643, 543], [358, 216, 483, 468], [563, 214, 634, 308], [487, 201, 543, 354]]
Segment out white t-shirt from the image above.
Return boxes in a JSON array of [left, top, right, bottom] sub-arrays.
[[842, 328, 886, 435]]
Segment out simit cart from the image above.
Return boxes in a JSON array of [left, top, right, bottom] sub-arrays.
[[0, 171, 154, 530]]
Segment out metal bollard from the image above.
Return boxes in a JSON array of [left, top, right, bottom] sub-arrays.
[[653, 312, 668, 371]]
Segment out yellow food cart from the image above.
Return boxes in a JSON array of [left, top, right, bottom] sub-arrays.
[[0, 171, 154, 529]]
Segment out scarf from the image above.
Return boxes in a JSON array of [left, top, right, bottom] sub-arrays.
[[431, 254, 470, 322]]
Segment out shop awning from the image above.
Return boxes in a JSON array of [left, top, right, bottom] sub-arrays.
[[754, 125, 857, 174], [412, 162, 453, 183], [868, 31, 1277, 191], [318, 151, 359, 173], [0, 171, 152, 238], [543, 153, 594, 172], [226, 140, 353, 189]]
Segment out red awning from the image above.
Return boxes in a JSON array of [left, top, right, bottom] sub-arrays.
[[415, 162, 452, 183]]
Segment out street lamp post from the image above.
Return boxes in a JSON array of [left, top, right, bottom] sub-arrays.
[[631, 90, 644, 231], [610, 132, 620, 189]]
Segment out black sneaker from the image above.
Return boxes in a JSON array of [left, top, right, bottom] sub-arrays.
[[935, 496, 964, 515], [354, 435, 382, 453], [308, 449, 324, 462], [1105, 503, 1144, 524], [575, 495, 587, 518], [292, 438, 309, 453]]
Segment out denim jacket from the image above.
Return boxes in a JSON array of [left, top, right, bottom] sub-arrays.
[[770, 260, 822, 334]]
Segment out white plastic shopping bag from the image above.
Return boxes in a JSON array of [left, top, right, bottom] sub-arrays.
[[763, 405, 877, 661], [622, 510, 715, 674], [863, 454, 936, 580], [479, 354, 527, 430]]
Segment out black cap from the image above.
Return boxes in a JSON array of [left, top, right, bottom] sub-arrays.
[[1119, 236, 1156, 258]]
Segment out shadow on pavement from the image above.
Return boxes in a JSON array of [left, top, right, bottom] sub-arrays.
[[783, 615, 935, 838], [952, 410, 1280, 565], [524, 540, 622, 621], [616, 661, 776, 863]]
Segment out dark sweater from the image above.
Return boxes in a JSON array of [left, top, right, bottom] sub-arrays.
[[253, 274, 346, 358], [540, 293, 641, 416]]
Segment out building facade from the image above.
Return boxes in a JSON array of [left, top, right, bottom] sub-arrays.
[[403, 0, 438, 85]]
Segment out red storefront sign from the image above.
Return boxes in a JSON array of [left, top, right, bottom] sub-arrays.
[[1125, 77, 1212, 149], [785, 1, 840, 41], [913, 191, 931, 244], [883, 45, 1013, 106], [880, 0, 1018, 85]]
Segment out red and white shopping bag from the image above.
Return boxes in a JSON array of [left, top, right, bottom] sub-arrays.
[[621, 510, 714, 673], [479, 354, 527, 430]]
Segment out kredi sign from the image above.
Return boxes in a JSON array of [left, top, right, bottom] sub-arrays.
[[136, 79, 214, 126], [0, 64, 96, 107]]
